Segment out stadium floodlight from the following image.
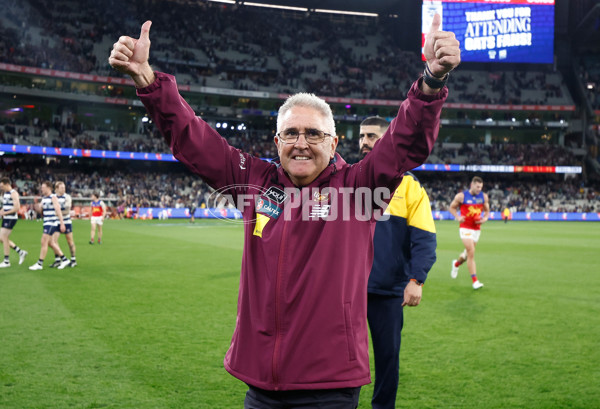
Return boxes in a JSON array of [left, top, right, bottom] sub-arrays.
[[244, 2, 308, 12], [208, 0, 236, 4], [314, 8, 378, 17]]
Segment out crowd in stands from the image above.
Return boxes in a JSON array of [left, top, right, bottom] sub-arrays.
[[0, 119, 171, 153], [452, 70, 567, 105], [3, 151, 598, 215], [0, 119, 585, 170], [429, 142, 581, 167], [579, 55, 600, 111], [0, 0, 573, 105], [4, 157, 209, 214], [422, 174, 600, 214], [0, 0, 420, 99], [0, 0, 595, 214]]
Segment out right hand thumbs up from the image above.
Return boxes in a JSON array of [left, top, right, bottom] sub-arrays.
[[108, 21, 155, 88]]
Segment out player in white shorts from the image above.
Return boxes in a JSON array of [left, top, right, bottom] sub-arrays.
[[90, 193, 107, 244], [448, 176, 489, 289]]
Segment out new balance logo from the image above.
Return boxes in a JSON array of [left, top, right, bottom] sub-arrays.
[[309, 205, 331, 218]]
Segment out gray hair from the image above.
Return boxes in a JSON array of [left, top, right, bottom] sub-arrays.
[[277, 93, 336, 136]]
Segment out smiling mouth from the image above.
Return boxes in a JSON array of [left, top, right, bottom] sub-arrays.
[[293, 156, 311, 161]]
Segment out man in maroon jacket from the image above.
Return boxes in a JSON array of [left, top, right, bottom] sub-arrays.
[[109, 14, 460, 408]]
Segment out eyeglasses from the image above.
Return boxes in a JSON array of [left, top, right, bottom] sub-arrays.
[[276, 128, 333, 145]]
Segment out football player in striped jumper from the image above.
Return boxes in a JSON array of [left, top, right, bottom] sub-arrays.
[[29, 181, 70, 270], [0, 177, 28, 267], [49, 181, 77, 267]]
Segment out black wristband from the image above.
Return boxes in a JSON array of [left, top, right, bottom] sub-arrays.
[[423, 64, 449, 89]]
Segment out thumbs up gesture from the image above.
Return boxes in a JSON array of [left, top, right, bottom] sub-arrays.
[[108, 21, 155, 88], [423, 14, 461, 78]]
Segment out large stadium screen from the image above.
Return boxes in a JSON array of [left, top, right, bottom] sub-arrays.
[[421, 0, 555, 64]]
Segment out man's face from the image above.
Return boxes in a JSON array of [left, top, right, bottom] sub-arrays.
[[358, 125, 385, 159], [0, 182, 9, 192], [470, 181, 483, 195], [275, 106, 338, 187], [41, 183, 52, 196], [56, 183, 65, 195]]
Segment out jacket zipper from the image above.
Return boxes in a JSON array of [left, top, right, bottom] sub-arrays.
[[272, 218, 288, 389]]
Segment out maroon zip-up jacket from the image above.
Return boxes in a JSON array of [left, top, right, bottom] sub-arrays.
[[137, 72, 446, 391]]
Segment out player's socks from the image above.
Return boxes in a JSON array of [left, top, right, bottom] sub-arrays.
[[50, 256, 61, 268], [471, 274, 478, 283], [4, 256, 9, 262], [12, 245, 22, 253]]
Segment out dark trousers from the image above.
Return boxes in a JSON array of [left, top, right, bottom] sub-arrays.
[[367, 294, 404, 409], [244, 385, 361, 409]]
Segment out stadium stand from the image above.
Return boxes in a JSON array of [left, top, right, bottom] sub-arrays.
[[2, 155, 596, 214], [0, 0, 599, 209], [0, 0, 574, 103], [420, 173, 600, 213], [2, 156, 210, 212]]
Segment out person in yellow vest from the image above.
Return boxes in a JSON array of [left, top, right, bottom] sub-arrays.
[[503, 207, 511, 223], [359, 116, 437, 409]]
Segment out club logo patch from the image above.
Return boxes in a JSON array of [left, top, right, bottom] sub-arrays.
[[313, 191, 330, 202]]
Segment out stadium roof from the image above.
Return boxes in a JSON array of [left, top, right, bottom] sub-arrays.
[[206, 0, 414, 16], [573, 3, 600, 50]]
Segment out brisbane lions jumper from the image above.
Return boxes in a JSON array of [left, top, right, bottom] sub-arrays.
[[459, 190, 485, 230]]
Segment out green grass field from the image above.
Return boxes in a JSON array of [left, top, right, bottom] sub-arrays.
[[0, 219, 598, 408]]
